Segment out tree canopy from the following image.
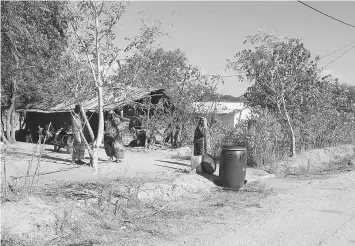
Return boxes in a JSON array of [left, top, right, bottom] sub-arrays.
[[1, 1, 69, 142], [227, 31, 354, 156]]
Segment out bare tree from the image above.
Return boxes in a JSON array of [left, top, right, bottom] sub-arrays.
[[66, 1, 163, 173]]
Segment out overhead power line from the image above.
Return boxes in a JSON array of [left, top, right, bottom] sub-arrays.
[[323, 45, 355, 68], [320, 40, 355, 59], [297, 1, 355, 28]]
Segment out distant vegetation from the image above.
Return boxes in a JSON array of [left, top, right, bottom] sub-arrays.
[[224, 31, 355, 167]]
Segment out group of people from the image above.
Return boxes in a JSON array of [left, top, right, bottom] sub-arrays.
[[70, 106, 126, 165], [37, 104, 209, 165], [164, 123, 182, 148]]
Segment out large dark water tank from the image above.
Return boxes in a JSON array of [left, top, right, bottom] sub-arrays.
[[219, 145, 247, 190]]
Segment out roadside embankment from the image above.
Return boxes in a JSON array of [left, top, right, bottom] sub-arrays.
[[267, 144, 355, 177]]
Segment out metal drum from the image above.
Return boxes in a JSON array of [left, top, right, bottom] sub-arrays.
[[201, 154, 217, 175], [219, 145, 247, 189]]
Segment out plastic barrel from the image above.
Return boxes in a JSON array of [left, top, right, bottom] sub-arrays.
[[219, 145, 247, 189]]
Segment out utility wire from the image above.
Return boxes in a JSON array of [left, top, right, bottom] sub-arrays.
[[320, 40, 355, 59], [323, 45, 355, 68], [297, 1, 355, 28]]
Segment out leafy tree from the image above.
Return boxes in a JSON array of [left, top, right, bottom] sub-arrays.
[[1, 1, 68, 143], [111, 47, 222, 146], [66, 1, 164, 173], [337, 83, 355, 113], [227, 31, 322, 156]]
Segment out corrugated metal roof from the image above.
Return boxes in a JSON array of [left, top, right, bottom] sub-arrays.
[[20, 87, 165, 113]]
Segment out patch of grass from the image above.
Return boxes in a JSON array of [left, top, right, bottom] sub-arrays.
[[174, 168, 191, 174], [35, 177, 174, 244], [1, 228, 29, 246], [52, 206, 82, 236], [287, 155, 355, 179], [2, 174, 273, 246]]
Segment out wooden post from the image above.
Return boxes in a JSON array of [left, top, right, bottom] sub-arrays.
[[145, 96, 151, 149]]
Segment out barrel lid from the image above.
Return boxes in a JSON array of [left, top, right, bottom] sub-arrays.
[[222, 145, 246, 151]]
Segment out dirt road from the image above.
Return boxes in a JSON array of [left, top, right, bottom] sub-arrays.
[[2, 142, 355, 245], [157, 170, 355, 246]]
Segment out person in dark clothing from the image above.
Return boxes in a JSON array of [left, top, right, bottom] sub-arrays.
[[193, 117, 210, 156], [104, 111, 125, 163]]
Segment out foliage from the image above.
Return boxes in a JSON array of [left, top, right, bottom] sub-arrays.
[[65, 1, 165, 171], [111, 47, 223, 146], [1, 1, 68, 109], [1, 1, 68, 142], [226, 30, 354, 165], [226, 31, 354, 157]]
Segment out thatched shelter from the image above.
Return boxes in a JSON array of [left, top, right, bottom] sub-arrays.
[[17, 87, 168, 142]]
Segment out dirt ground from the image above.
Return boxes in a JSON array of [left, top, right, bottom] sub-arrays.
[[1, 142, 190, 185], [2, 142, 354, 246], [1, 142, 272, 246], [154, 169, 355, 246]]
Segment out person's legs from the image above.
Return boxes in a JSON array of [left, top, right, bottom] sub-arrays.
[[72, 141, 84, 164], [76, 142, 86, 164], [194, 139, 204, 156], [113, 140, 124, 163]]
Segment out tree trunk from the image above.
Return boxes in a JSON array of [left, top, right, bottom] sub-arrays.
[[90, 5, 103, 175], [7, 50, 20, 143], [10, 109, 16, 142], [79, 105, 95, 143], [0, 118, 9, 144], [93, 85, 104, 174], [145, 97, 150, 149], [78, 123, 93, 159], [281, 96, 296, 157], [0, 84, 9, 144], [6, 91, 16, 143], [91, 146, 99, 174]]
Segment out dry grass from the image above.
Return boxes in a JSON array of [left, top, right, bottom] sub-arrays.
[[1, 134, 52, 203], [268, 145, 355, 177], [1, 227, 31, 246], [1, 176, 272, 246]]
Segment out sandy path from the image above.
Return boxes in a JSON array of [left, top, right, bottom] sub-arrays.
[[157, 170, 355, 246], [2, 142, 269, 187], [2, 142, 191, 186]]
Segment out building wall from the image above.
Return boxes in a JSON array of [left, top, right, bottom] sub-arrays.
[[219, 108, 252, 128], [220, 113, 235, 127]]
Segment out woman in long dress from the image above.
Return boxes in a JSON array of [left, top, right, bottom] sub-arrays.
[[193, 117, 210, 156], [71, 105, 86, 165], [104, 111, 124, 163]]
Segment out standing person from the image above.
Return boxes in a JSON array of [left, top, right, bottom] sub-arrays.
[[173, 123, 182, 148], [164, 123, 173, 146], [37, 126, 44, 143], [104, 110, 124, 163], [25, 129, 32, 143], [193, 117, 210, 156], [71, 105, 86, 165]]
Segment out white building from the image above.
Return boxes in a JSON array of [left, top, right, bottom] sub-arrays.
[[191, 102, 251, 127]]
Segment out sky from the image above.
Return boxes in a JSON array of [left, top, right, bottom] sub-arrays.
[[113, 1, 355, 97]]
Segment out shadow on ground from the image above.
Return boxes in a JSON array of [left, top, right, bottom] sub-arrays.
[[318, 209, 346, 214], [155, 160, 190, 167], [197, 172, 221, 186]]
